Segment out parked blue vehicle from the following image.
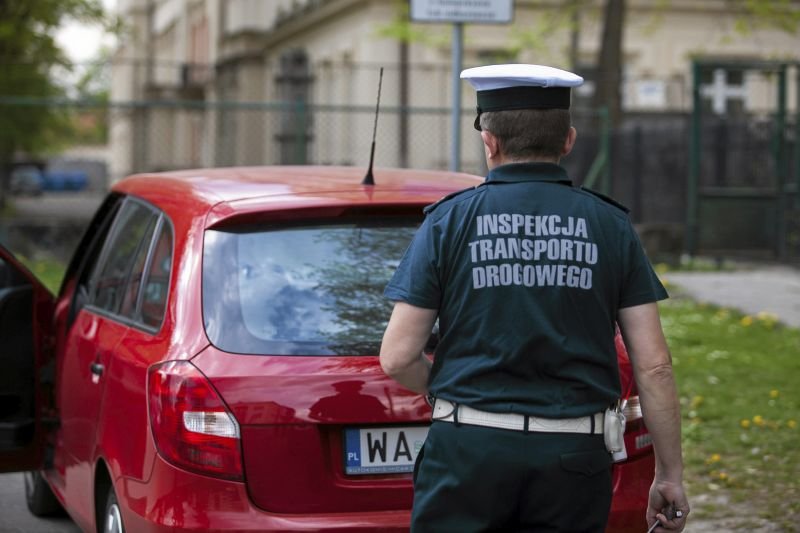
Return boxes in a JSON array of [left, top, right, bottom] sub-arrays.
[[9, 167, 88, 195], [42, 171, 88, 191]]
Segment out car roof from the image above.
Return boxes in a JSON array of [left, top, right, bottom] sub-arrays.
[[113, 166, 483, 219]]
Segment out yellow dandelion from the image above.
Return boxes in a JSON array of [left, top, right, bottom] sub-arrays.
[[788, 420, 797, 429], [655, 263, 670, 275], [770, 390, 780, 399], [718, 472, 728, 481], [753, 415, 765, 427], [706, 453, 722, 464], [757, 312, 779, 326], [691, 395, 704, 409], [740, 419, 751, 429], [740, 316, 753, 326]]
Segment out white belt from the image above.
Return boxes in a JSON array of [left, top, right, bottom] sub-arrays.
[[432, 398, 604, 435]]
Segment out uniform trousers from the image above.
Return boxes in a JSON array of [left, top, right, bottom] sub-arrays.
[[411, 420, 613, 532]]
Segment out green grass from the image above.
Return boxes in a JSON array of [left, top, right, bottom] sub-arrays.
[[17, 256, 66, 295], [660, 296, 800, 528], [653, 256, 737, 274]]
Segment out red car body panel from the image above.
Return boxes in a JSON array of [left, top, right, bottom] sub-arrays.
[[0, 166, 653, 532], [0, 249, 55, 473], [192, 346, 426, 515]]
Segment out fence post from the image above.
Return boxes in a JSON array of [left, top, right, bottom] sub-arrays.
[[795, 67, 800, 211], [776, 65, 787, 259], [794, 77, 800, 260], [632, 125, 643, 223], [601, 107, 611, 196], [582, 106, 610, 191], [294, 100, 307, 165], [686, 60, 702, 257]]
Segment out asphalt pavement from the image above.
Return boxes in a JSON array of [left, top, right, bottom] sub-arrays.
[[0, 473, 79, 532], [663, 264, 800, 328]]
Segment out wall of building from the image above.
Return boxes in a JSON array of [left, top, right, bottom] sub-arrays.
[[109, 0, 800, 180]]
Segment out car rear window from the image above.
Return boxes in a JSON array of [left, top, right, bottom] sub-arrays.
[[202, 218, 420, 356]]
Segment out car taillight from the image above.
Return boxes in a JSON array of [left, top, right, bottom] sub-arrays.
[[621, 392, 653, 459], [147, 361, 243, 481], [615, 328, 653, 459]]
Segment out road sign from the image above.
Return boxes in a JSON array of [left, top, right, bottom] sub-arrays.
[[410, 0, 514, 24]]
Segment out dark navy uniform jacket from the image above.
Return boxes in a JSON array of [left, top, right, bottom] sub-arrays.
[[384, 162, 667, 419]]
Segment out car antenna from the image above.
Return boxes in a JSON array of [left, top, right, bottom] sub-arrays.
[[362, 67, 384, 186]]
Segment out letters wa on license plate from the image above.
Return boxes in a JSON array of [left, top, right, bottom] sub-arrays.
[[344, 426, 428, 475]]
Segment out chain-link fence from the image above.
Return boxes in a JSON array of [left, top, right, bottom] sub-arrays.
[[3, 56, 799, 262]]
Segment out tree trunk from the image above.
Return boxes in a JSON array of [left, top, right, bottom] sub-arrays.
[[593, 0, 626, 128], [0, 155, 10, 211]]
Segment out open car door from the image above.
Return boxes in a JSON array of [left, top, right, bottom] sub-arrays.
[[0, 246, 56, 473]]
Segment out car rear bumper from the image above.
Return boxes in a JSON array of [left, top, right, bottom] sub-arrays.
[[117, 446, 653, 532], [118, 454, 412, 532]]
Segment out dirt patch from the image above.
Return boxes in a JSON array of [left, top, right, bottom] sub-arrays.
[[685, 491, 785, 532]]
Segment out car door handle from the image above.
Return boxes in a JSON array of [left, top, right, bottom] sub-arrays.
[[90, 363, 105, 376]]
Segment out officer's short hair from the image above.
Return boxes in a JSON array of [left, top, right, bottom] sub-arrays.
[[480, 109, 570, 160]]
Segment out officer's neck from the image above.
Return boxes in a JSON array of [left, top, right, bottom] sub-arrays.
[[487, 154, 560, 170]]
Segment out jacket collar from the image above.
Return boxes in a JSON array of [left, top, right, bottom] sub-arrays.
[[485, 162, 572, 185]]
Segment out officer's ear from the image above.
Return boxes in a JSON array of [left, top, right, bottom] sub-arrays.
[[561, 127, 577, 157], [480, 130, 501, 162]]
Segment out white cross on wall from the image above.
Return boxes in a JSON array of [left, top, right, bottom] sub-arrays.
[[700, 68, 747, 115]]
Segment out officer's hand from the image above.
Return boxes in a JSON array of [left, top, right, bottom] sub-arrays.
[[646, 479, 689, 532]]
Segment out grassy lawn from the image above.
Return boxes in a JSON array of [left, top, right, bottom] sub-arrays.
[[17, 255, 66, 295], [660, 295, 800, 529]]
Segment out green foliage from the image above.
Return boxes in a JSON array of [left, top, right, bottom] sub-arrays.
[[0, 0, 108, 160], [375, 0, 448, 48], [504, 9, 575, 59], [639, 0, 671, 37], [68, 47, 111, 145], [16, 255, 66, 295], [732, 0, 800, 35], [662, 298, 800, 525]]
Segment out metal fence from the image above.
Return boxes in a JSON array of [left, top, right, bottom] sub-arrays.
[[1, 96, 610, 180], [2, 95, 798, 262]]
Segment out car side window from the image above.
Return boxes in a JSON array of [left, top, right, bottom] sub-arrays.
[[117, 222, 156, 320], [139, 221, 173, 329], [67, 194, 123, 327], [89, 201, 158, 315]]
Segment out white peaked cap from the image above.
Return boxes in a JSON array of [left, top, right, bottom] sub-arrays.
[[460, 64, 584, 130], [460, 64, 584, 90]]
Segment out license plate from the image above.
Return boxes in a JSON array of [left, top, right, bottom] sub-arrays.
[[344, 426, 428, 475]]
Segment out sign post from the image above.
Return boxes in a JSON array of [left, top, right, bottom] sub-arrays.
[[410, 0, 514, 172]]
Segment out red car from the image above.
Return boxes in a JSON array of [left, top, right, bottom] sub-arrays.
[[0, 166, 654, 532]]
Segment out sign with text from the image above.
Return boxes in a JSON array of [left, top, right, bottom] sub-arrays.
[[410, 0, 514, 24]]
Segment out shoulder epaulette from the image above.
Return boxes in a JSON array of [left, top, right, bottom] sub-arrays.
[[423, 185, 481, 214], [579, 186, 630, 213]]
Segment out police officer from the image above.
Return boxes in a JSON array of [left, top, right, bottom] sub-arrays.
[[380, 64, 689, 532]]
